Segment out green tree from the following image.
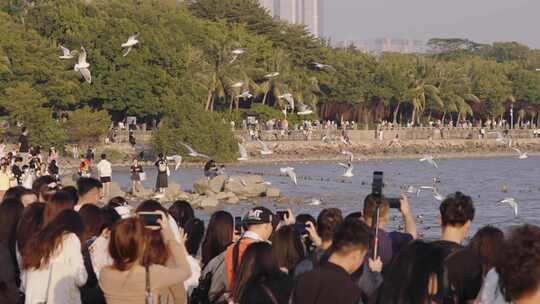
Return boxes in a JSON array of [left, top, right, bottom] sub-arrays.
[[64, 106, 111, 144]]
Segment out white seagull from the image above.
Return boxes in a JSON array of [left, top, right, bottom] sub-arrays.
[[59, 45, 76, 59], [280, 167, 297, 185], [312, 62, 333, 70], [264, 72, 280, 79], [419, 154, 438, 169], [308, 198, 322, 206], [231, 81, 244, 89], [230, 48, 246, 63], [257, 140, 273, 155], [237, 91, 253, 99], [74, 46, 91, 84], [342, 150, 354, 162], [180, 143, 210, 159], [296, 104, 314, 115], [237, 143, 249, 161], [512, 148, 528, 160], [416, 186, 444, 201], [499, 197, 519, 217], [338, 162, 354, 178], [121, 34, 139, 57], [166, 155, 183, 171], [278, 93, 295, 110]]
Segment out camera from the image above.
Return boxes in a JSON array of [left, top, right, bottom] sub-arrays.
[[372, 171, 401, 209]]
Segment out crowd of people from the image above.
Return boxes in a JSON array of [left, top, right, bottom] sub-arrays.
[[1, 172, 539, 304]]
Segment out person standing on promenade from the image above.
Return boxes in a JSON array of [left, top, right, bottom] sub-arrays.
[[155, 153, 168, 193], [96, 154, 112, 198]]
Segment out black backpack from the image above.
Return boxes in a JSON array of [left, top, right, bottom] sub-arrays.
[[189, 271, 213, 304]]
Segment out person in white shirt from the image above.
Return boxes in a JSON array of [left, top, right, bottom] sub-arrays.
[[96, 154, 112, 198], [20, 209, 87, 304]]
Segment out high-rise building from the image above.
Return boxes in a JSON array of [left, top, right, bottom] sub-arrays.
[[259, 0, 322, 37], [258, 0, 274, 16]]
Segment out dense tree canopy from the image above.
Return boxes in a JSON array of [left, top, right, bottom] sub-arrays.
[[0, 0, 540, 157]]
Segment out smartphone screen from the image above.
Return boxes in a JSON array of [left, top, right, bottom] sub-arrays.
[[138, 212, 162, 228], [294, 223, 308, 235], [372, 171, 384, 195], [276, 210, 287, 221], [235, 216, 242, 232]]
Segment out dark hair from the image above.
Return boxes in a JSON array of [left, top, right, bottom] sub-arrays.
[[329, 218, 371, 255], [16, 203, 45, 253], [32, 175, 57, 200], [3, 186, 35, 202], [345, 211, 363, 222], [136, 200, 169, 266], [498, 224, 540, 302], [21, 210, 83, 270], [43, 191, 74, 226], [363, 194, 389, 220], [61, 186, 79, 206], [469, 226, 504, 276], [168, 200, 195, 229], [79, 204, 104, 244], [109, 218, 145, 271], [271, 225, 305, 271], [233, 242, 278, 304], [296, 213, 316, 225], [101, 153, 106, 160], [185, 218, 205, 256], [201, 211, 234, 266], [0, 198, 24, 273], [439, 192, 475, 227], [107, 196, 128, 208], [378, 240, 446, 304], [317, 208, 343, 242], [100, 205, 121, 232], [77, 177, 103, 197]]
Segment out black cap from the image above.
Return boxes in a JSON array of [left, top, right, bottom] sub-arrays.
[[242, 206, 274, 225]]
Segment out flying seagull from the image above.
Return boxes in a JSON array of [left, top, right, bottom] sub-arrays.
[[308, 198, 322, 206], [257, 140, 273, 155], [59, 45, 76, 59], [180, 143, 210, 159], [491, 131, 512, 147], [419, 154, 438, 169], [338, 162, 354, 178], [166, 155, 183, 171], [296, 104, 314, 115], [264, 72, 280, 79], [237, 91, 253, 99], [512, 148, 528, 160], [121, 34, 139, 57], [74, 46, 91, 84], [237, 143, 249, 161], [230, 48, 246, 63], [499, 197, 519, 217], [342, 150, 354, 162], [280, 167, 297, 185], [278, 93, 294, 110], [312, 62, 333, 70], [231, 81, 244, 89], [416, 186, 444, 201]]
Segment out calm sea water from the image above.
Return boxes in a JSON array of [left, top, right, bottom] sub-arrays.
[[111, 156, 540, 239]]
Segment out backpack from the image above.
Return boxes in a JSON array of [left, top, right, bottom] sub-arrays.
[[189, 271, 213, 304], [158, 161, 167, 173]]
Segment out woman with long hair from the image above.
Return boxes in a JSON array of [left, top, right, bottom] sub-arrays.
[[155, 153, 168, 193], [469, 226, 505, 277], [99, 215, 192, 303], [16, 202, 46, 256], [201, 211, 234, 267], [185, 218, 205, 257], [20, 210, 87, 304], [233, 242, 293, 304], [168, 200, 194, 230], [270, 225, 305, 275], [43, 191, 75, 227], [130, 158, 144, 194], [0, 198, 24, 302], [377, 240, 446, 304]]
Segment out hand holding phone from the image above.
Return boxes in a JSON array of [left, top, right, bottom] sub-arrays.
[[138, 211, 163, 228]]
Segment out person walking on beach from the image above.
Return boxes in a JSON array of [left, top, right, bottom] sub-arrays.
[[130, 158, 144, 193], [18, 127, 29, 161], [155, 153, 168, 193], [97, 154, 112, 198]]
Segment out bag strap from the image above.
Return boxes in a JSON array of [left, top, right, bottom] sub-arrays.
[[145, 265, 152, 304], [43, 262, 54, 303], [261, 284, 278, 304]]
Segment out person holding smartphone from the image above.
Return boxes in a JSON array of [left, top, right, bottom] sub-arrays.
[[99, 211, 192, 304]]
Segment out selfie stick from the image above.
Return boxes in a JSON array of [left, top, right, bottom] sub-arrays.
[[372, 204, 380, 260]]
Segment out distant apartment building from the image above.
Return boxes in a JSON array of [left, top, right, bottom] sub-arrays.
[[333, 38, 426, 54], [257, 0, 322, 37]]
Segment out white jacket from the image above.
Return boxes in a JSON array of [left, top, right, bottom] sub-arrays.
[[96, 160, 112, 178], [21, 233, 87, 304]]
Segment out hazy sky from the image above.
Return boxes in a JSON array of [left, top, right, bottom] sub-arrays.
[[323, 0, 540, 48]]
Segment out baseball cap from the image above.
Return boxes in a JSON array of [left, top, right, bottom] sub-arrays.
[[242, 206, 274, 225]]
